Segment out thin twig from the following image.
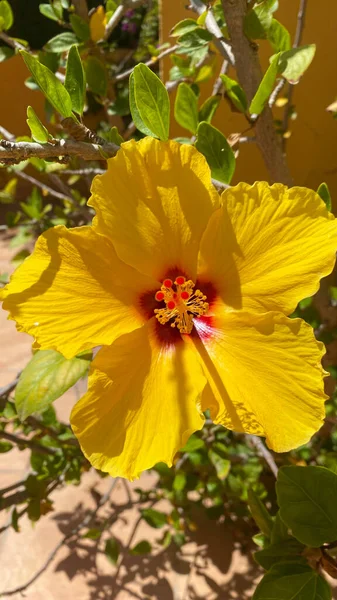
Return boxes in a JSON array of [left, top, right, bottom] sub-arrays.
[[189, 0, 235, 65], [0, 431, 57, 456], [248, 435, 279, 478], [269, 78, 286, 108], [0, 139, 119, 164], [0, 31, 26, 50], [0, 375, 20, 399], [212, 59, 229, 96], [0, 477, 118, 597], [14, 170, 74, 204], [114, 44, 179, 83], [0, 126, 15, 141], [282, 0, 308, 148], [61, 168, 105, 176], [104, 0, 145, 41]]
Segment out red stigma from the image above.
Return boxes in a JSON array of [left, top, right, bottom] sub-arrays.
[[181, 291, 189, 300], [175, 276, 185, 285], [163, 279, 172, 288], [155, 291, 165, 301], [167, 300, 176, 310]]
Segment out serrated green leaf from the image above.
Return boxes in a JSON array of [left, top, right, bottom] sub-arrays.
[[268, 18, 291, 52], [174, 82, 198, 134], [195, 121, 235, 184], [27, 106, 50, 143], [248, 488, 274, 537], [130, 540, 152, 555], [21, 51, 72, 117], [15, 350, 90, 420], [69, 14, 90, 41], [317, 182, 332, 212], [0, 0, 13, 31], [198, 95, 221, 124], [141, 508, 167, 528], [170, 18, 198, 37], [249, 52, 280, 115], [39, 3, 59, 22], [65, 45, 86, 115], [132, 64, 170, 140], [253, 561, 331, 600], [278, 44, 316, 83], [104, 537, 119, 565], [85, 56, 107, 97], [221, 74, 247, 113], [44, 32, 79, 53], [276, 466, 337, 547]]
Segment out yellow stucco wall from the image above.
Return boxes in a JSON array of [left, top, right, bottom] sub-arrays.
[[161, 0, 337, 204]]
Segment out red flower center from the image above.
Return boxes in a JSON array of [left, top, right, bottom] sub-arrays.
[[154, 275, 209, 334]]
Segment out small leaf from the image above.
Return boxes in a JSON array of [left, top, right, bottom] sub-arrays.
[[85, 56, 107, 96], [130, 540, 152, 555], [105, 126, 123, 145], [268, 19, 291, 53], [180, 435, 205, 452], [104, 537, 119, 565], [174, 82, 198, 134], [208, 449, 230, 480], [195, 121, 235, 184], [173, 472, 187, 492], [0, 441, 13, 453], [39, 3, 59, 22], [15, 349, 91, 420], [249, 53, 280, 115], [65, 45, 86, 115], [141, 508, 167, 529], [132, 63, 170, 141], [178, 28, 212, 50], [44, 32, 79, 53], [27, 106, 50, 143], [244, 1, 274, 40], [0, 0, 13, 31], [21, 51, 72, 117], [129, 72, 156, 137], [247, 488, 274, 537], [221, 74, 247, 113], [317, 183, 332, 212], [83, 528, 101, 540], [276, 466, 337, 547], [198, 95, 221, 124], [70, 14, 91, 42], [170, 18, 198, 37], [278, 44, 316, 83], [89, 5, 106, 42], [253, 561, 332, 600]]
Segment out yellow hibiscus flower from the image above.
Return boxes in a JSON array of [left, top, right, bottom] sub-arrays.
[[1, 138, 337, 480]]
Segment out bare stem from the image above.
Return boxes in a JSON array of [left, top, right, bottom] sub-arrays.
[[189, 0, 235, 65], [247, 435, 279, 478], [14, 170, 74, 204], [114, 44, 179, 83], [0, 139, 119, 164]]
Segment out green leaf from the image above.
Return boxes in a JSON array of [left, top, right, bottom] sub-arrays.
[[65, 45, 86, 115], [173, 472, 187, 492], [271, 512, 291, 544], [268, 19, 291, 53], [0, 441, 13, 453], [180, 435, 205, 452], [104, 537, 120, 565], [221, 74, 247, 113], [276, 466, 337, 547], [195, 121, 235, 184], [0, 0, 13, 31], [129, 72, 155, 137], [69, 14, 90, 42], [174, 83, 198, 134], [44, 32, 79, 53], [0, 46, 14, 61], [208, 449, 230, 480], [249, 52, 280, 115], [39, 3, 59, 22], [253, 561, 332, 600], [141, 508, 167, 529], [15, 349, 91, 420], [170, 18, 198, 37], [132, 64, 170, 141], [21, 51, 72, 117], [85, 56, 107, 97], [278, 45, 316, 83], [247, 488, 274, 537], [254, 539, 305, 570], [317, 182, 332, 211], [244, 1, 274, 40], [83, 528, 101, 540], [130, 540, 152, 555], [26, 106, 50, 143], [198, 95, 221, 124], [105, 126, 123, 145], [178, 28, 212, 50]]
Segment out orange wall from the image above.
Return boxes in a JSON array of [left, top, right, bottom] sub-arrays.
[[161, 0, 337, 204]]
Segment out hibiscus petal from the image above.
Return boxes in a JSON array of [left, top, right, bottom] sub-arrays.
[[1, 226, 158, 358], [192, 311, 328, 452], [71, 319, 207, 479], [89, 138, 219, 280], [198, 182, 337, 314]]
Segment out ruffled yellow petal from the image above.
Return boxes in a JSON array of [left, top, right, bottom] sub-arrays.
[[192, 312, 327, 452], [198, 182, 337, 314], [71, 319, 207, 479], [89, 138, 219, 280], [1, 226, 158, 359]]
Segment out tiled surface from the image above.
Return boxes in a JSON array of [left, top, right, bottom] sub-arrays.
[[1, 234, 336, 599]]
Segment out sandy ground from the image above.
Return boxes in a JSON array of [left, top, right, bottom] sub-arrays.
[[0, 234, 336, 600]]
